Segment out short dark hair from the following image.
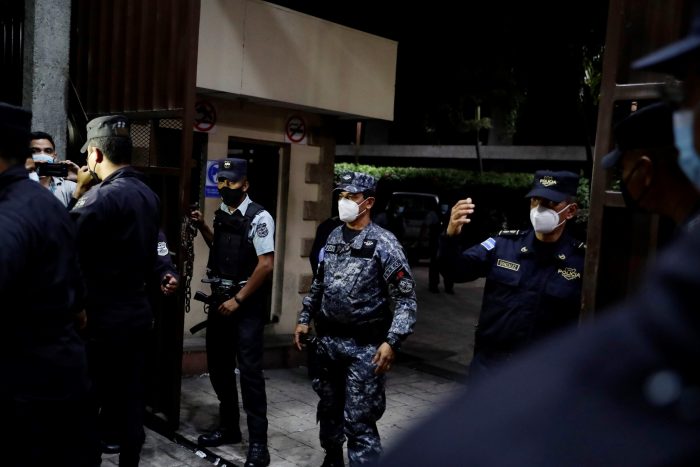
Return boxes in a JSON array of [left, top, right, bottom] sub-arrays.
[[88, 136, 132, 164], [363, 189, 376, 198], [0, 129, 30, 164], [29, 131, 55, 149]]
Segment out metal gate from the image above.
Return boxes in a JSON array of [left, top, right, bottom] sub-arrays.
[[583, 0, 691, 316]]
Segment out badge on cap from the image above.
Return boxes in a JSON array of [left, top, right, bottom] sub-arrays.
[[539, 176, 557, 187]]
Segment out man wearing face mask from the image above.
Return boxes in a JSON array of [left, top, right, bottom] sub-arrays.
[[70, 115, 161, 467], [189, 158, 274, 467], [294, 171, 417, 467], [439, 170, 584, 380], [602, 102, 700, 230], [28, 131, 80, 207]]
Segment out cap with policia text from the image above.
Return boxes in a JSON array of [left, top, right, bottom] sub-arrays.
[[334, 171, 377, 194], [217, 158, 247, 182], [525, 170, 580, 204], [80, 115, 130, 153]]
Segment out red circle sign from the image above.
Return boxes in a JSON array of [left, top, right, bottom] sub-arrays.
[[194, 100, 216, 132], [286, 115, 306, 143]]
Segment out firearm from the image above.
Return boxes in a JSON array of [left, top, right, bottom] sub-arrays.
[[189, 277, 244, 334]]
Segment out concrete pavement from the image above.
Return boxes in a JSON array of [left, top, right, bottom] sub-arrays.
[[101, 263, 483, 466]]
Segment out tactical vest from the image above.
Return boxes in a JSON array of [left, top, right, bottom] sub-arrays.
[[207, 202, 264, 282]]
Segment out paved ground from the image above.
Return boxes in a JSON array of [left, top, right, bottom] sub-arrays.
[[101, 264, 483, 466]]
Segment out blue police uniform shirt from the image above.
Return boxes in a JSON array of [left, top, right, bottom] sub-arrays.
[[299, 222, 417, 341], [0, 165, 89, 400], [71, 166, 160, 330], [220, 194, 275, 255], [441, 228, 585, 353]]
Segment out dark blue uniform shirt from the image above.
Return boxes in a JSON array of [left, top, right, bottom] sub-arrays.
[[70, 166, 160, 331], [0, 166, 89, 401], [440, 229, 585, 354]]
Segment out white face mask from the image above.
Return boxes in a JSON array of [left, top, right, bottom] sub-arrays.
[[28, 171, 40, 182], [338, 197, 368, 223], [32, 154, 54, 164], [530, 203, 570, 234]]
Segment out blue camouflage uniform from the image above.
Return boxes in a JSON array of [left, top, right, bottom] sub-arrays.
[[298, 172, 417, 466]]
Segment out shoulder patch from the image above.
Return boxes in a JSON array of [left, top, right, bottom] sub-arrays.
[[157, 241, 169, 256], [74, 197, 87, 208], [480, 237, 496, 251], [256, 222, 269, 238]]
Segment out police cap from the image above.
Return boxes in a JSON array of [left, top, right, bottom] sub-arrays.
[[335, 171, 377, 194], [601, 102, 675, 169], [0, 102, 32, 157], [525, 170, 580, 203], [80, 115, 130, 153], [217, 158, 247, 182]]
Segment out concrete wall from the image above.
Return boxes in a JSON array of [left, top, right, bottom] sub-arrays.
[[197, 0, 397, 121], [185, 96, 333, 338], [23, 0, 71, 158]]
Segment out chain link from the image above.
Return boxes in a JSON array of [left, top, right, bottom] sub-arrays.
[[180, 211, 198, 314]]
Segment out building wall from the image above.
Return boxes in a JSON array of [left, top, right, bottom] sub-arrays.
[[185, 95, 330, 337], [197, 0, 397, 121]]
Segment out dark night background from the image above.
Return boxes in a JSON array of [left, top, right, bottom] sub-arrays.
[[268, 1, 610, 148]]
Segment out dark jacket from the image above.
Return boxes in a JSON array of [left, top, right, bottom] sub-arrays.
[[440, 228, 585, 354], [0, 166, 89, 400], [71, 166, 160, 331]]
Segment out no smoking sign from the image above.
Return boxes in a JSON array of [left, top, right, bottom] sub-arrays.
[[285, 115, 307, 144]]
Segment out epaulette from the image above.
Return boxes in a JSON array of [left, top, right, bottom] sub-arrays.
[[497, 229, 525, 237]]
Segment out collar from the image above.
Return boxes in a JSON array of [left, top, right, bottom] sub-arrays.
[[519, 229, 572, 260], [221, 194, 251, 215], [0, 165, 31, 191], [100, 166, 144, 185]]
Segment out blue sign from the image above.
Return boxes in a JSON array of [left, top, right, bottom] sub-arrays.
[[205, 160, 220, 198]]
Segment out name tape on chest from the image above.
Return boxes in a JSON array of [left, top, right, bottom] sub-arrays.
[[496, 259, 520, 271]]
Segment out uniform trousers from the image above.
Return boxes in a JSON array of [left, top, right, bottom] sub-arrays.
[[313, 336, 386, 466], [87, 327, 150, 467], [206, 298, 268, 443]]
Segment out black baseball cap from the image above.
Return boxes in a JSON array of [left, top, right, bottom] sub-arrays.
[[217, 158, 247, 182], [525, 170, 580, 203], [601, 102, 675, 169]]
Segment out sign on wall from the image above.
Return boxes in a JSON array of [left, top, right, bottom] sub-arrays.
[[194, 100, 217, 132], [284, 115, 307, 144], [204, 160, 220, 198]]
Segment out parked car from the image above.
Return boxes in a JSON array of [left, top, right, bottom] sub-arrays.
[[374, 191, 443, 263]]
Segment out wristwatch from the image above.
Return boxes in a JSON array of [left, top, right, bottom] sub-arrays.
[[385, 333, 402, 352]]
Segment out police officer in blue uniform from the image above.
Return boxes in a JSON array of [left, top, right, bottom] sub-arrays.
[[294, 172, 417, 467], [379, 6, 700, 466], [440, 170, 584, 379], [70, 115, 161, 467], [190, 158, 273, 467], [0, 102, 99, 466]]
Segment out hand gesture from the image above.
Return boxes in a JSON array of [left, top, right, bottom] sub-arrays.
[[446, 198, 476, 237], [61, 160, 81, 182], [190, 210, 204, 228]]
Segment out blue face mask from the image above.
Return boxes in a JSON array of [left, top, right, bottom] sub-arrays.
[[32, 154, 54, 164], [672, 109, 700, 190]]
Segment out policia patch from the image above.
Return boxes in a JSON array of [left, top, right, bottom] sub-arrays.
[[256, 222, 269, 238], [392, 269, 415, 295]]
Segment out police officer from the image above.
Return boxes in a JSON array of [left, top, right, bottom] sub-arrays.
[[440, 170, 584, 379], [190, 158, 273, 467], [70, 115, 161, 467], [379, 6, 700, 466], [601, 102, 700, 228], [294, 171, 417, 467], [0, 102, 98, 466]]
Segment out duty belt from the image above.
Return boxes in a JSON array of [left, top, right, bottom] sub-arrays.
[[315, 317, 390, 345]]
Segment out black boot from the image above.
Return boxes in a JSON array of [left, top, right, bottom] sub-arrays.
[[245, 442, 270, 467], [321, 446, 344, 467]]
